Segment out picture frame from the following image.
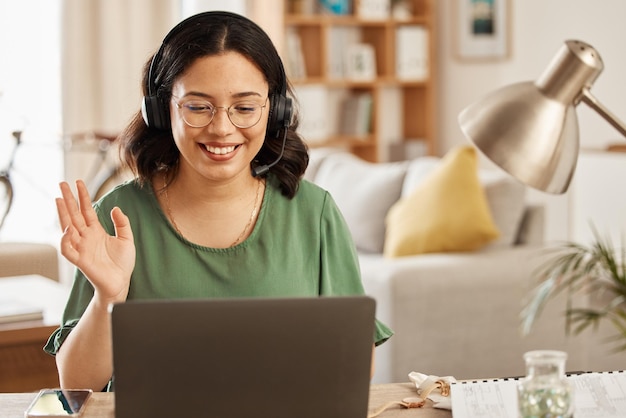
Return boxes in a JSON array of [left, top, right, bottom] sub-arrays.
[[454, 0, 509, 61]]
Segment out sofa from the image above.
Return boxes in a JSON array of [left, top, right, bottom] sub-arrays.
[[305, 146, 624, 383], [0, 242, 60, 281]]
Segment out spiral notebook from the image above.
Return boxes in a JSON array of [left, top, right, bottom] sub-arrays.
[[450, 370, 626, 418]]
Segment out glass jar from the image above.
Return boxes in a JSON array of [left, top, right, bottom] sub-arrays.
[[517, 350, 573, 418]]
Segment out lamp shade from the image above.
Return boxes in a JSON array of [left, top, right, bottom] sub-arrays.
[[459, 40, 605, 194]]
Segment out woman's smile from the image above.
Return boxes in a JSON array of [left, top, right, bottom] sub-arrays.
[[202, 143, 239, 155], [198, 142, 243, 164]]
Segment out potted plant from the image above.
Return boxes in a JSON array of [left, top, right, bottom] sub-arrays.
[[521, 226, 626, 351]]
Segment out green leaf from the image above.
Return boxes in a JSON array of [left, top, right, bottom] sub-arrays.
[[521, 223, 626, 351]]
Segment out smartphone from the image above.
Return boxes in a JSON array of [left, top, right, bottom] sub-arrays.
[[24, 389, 93, 417]]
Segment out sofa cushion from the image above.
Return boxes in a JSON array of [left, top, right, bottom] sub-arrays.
[[383, 146, 500, 257], [313, 153, 407, 253], [0, 242, 60, 281], [303, 147, 344, 182], [401, 151, 526, 248]]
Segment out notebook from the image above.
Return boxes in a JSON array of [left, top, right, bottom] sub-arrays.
[[450, 370, 626, 418], [111, 296, 376, 418], [0, 298, 44, 324]]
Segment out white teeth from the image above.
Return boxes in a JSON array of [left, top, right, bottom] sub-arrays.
[[204, 144, 236, 155]]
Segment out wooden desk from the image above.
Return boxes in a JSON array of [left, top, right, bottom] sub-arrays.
[[0, 383, 452, 418], [0, 275, 70, 392]]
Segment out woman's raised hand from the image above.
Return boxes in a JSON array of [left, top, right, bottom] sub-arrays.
[[56, 180, 136, 304]]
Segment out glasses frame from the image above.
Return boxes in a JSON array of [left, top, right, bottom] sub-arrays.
[[172, 96, 269, 129]]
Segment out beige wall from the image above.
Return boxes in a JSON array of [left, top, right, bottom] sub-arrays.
[[437, 0, 626, 152], [436, 0, 626, 242]]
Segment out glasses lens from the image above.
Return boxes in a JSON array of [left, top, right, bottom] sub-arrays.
[[181, 101, 213, 127], [229, 102, 263, 128]]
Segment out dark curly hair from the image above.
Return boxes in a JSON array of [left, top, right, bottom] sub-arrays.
[[118, 11, 308, 198]]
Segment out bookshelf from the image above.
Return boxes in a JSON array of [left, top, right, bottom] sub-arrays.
[[283, 0, 437, 162]]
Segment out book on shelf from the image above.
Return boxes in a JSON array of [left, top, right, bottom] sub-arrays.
[[396, 25, 429, 81], [345, 44, 377, 82], [0, 298, 44, 324], [285, 28, 307, 79], [295, 85, 329, 144], [450, 370, 626, 418], [340, 93, 373, 137], [327, 26, 360, 80], [356, 0, 390, 19], [287, 0, 317, 14], [319, 0, 351, 15]]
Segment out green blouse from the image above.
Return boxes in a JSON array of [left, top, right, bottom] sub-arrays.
[[45, 175, 392, 356]]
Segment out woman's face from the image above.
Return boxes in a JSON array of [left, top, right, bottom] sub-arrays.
[[169, 51, 270, 183]]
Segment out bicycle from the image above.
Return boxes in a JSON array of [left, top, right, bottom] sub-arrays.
[[67, 131, 133, 201], [0, 130, 132, 232], [0, 130, 22, 231]]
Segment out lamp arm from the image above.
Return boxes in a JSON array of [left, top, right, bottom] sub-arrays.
[[580, 88, 626, 138]]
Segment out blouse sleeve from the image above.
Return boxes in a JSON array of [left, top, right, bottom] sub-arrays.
[[318, 191, 393, 346], [43, 269, 96, 355]]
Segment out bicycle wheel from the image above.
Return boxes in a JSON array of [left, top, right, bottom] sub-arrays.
[[93, 165, 134, 201], [0, 174, 13, 231]]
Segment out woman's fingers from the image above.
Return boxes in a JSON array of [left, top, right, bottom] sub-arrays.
[[59, 181, 87, 233], [55, 196, 71, 233], [75, 180, 99, 227], [111, 207, 133, 242], [55, 180, 135, 299], [56, 196, 80, 262], [56, 180, 97, 264], [58, 180, 99, 232]]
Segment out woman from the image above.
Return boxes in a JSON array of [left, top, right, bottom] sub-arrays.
[[45, 11, 392, 391]]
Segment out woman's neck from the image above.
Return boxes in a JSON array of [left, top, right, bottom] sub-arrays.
[[155, 167, 266, 248]]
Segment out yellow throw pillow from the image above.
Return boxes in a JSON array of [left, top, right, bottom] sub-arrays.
[[384, 145, 500, 257]]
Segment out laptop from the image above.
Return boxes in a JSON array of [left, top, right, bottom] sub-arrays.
[[111, 296, 376, 418]]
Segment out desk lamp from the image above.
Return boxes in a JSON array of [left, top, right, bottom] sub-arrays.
[[458, 40, 626, 194]]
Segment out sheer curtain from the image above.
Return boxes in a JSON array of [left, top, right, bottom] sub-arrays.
[[61, 0, 179, 184]]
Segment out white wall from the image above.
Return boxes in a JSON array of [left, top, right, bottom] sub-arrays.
[[570, 151, 626, 246], [436, 0, 626, 242]]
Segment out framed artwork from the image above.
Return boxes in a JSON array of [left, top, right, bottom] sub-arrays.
[[454, 0, 509, 60]]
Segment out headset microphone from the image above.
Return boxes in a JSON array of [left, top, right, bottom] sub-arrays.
[[252, 124, 288, 177]]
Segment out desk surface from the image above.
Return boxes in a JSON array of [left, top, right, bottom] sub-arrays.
[[0, 383, 452, 418]]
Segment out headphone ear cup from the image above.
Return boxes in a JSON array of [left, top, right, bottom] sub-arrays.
[[267, 93, 292, 138], [142, 95, 170, 130]]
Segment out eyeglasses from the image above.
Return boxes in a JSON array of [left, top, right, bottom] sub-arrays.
[[173, 96, 269, 129]]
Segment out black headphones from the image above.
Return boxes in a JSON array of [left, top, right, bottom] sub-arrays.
[[141, 11, 292, 139]]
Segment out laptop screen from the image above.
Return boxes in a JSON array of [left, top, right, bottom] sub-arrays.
[[111, 296, 375, 418]]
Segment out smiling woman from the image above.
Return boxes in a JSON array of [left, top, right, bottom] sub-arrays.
[[45, 11, 392, 392]]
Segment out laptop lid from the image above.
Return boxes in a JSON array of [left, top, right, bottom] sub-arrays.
[[111, 296, 375, 418]]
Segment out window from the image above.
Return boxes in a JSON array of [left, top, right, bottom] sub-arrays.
[[0, 0, 62, 243]]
